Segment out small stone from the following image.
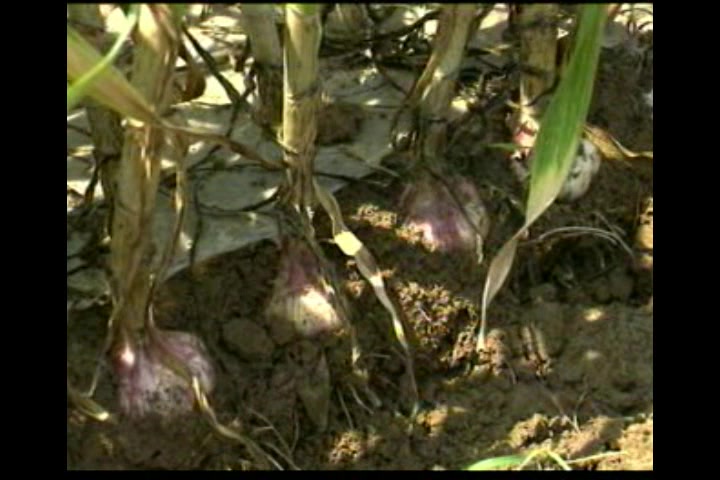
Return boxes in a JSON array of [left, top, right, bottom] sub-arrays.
[[222, 318, 274, 361]]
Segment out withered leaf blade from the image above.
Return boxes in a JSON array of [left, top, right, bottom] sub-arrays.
[[314, 180, 418, 406]]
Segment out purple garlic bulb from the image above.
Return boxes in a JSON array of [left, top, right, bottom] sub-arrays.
[[265, 238, 346, 345], [400, 174, 490, 259], [112, 328, 215, 418]]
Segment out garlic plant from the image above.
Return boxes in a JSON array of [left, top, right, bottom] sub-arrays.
[[264, 4, 346, 432], [68, 6, 281, 465], [397, 4, 491, 259], [90, 4, 215, 418], [509, 4, 603, 202]]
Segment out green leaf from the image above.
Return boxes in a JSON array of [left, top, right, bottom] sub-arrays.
[[466, 449, 578, 471], [485, 142, 524, 152], [466, 454, 528, 471], [478, 5, 606, 349], [525, 5, 607, 223]]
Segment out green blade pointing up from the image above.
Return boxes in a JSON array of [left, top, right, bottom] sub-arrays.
[[478, 5, 607, 350]]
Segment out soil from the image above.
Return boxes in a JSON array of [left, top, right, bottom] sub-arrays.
[[67, 31, 653, 471]]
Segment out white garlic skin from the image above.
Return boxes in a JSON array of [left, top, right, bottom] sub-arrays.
[[557, 139, 601, 202], [511, 137, 601, 203]]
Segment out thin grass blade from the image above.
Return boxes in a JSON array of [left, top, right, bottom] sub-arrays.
[[466, 453, 528, 471]]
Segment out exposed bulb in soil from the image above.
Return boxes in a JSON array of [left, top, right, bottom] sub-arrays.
[[112, 328, 215, 418], [265, 238, 347, 345], [557, 139, 601, 202], [265, 238, 345, 432], [511, 138, 601, 202], [400, 174, 490, 261]]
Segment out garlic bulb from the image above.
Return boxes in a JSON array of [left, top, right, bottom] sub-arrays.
[[265, 238, 347, 345], [400, 174, 490, 261], [112, 328, 215, 418], [512, 138, 601, 202], [557, 139, 601, 202]]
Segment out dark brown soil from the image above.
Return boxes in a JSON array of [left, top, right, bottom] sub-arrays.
[[67, 32, 653, 471]]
